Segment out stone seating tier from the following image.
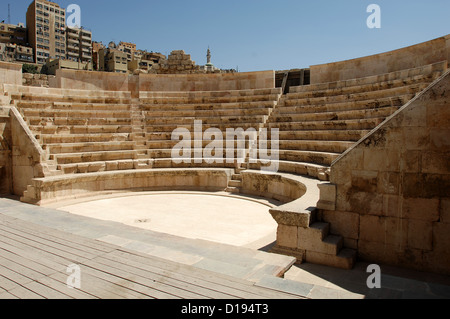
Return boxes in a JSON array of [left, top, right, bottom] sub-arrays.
[[281, 83, 428, 107], [262, 64, 446, 180], [289, 61, 447, 93]]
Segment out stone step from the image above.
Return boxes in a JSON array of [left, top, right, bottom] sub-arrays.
[[269, 129, 370, 142], [26, 117, 132, 126], [269, 140, 355, 153], [57, 159, 152, 174], [145, 115, 267, 125], [21, 108, 132, 119], [267, 118, 385, 131], [152, 158, 238, 169], [305, 248, 357, 270], [29, 125, 133, 135], [51, 102, 131, 111], [271, 106, 399, 124], [140, 88, 282, 99], [141, 94, 281, 105], [275, 94, 413, 115], [146, 122, 263, 133], [232, 174, 242, 181], [225, 186, 240, 194], [248, 161, 329, 180], [147, 139, 252, 149], [287, 73, 438, 99], [228, 180, 242, 188], [44, 141, 137, 154], [40, 133, 131, 144], [299, 230, 343, 257], [139, 100, 277, 111], [288, 61, 447, 92], [148, 148, 250, 159], [11, 93, 132, 105], [51, 150, 140, 164], [276, 150, 340, 166], [143, 108, 271, 118], [283, 83, 428, 106]]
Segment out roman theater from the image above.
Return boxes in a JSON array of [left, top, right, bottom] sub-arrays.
[[0, 35, 449, 299]]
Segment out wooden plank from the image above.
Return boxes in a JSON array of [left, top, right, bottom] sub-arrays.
[[0, 263, 36, 287], [96, 254, 253, 299], [0, 214, 117, 253], [0, 237, 73, 274], [7, 285, 45, 299], [80, 259, 188, 299], [0, 236, 142, 299], [109, 249, 301, 299], [78, 264, 168, 299], [92, 255, 232, 299], [48, 271, 141, 300], [35, 276, 96, 300], [0, 291, 19, 299], [0, 223, 100, 260], [22, 281, 73, 299], [0, 254, 53, 282], [0, 274, 21, 291], [0, 224, 95, 263]]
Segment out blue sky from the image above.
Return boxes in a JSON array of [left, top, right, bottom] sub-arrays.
[[2, 0, 450, 72]]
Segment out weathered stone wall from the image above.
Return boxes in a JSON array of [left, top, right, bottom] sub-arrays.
[[0, 61, 22, 86], [22, 73, 55, 87], [321, 70, 450, 275], [138, 71, 275, 92], [9, 107, 46, 196], [53, 69, 130, 92], [51, 69, 275, 92], [311, 35, 450, 83], [153, 50, 200, 74], [0, 107, 11, 195]]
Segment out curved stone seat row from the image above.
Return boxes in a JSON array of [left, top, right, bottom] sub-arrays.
[[262, 63, 447, 180]]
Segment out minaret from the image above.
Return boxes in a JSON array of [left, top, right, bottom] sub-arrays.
[[206, 47, 212, 65]]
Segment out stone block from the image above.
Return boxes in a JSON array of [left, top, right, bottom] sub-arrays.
[[377, 171, 400, 195], [432, 222, 450, 254], [351, 170, 378, 193], [421, 151, 450, 174], [408, 220, 433, 251], [401, 103, 427, 127], [359, 215, 385, 243], [348, 191, 383, 215], [382, 194, 401, 217], [358, 240, 399, 265], [277, 225, 298, 249], [363, 149, 400, 172], [298, 224, 342, 255], [441, 198, 450, 224], [403, 127, 430, 150], [427, 102, 450, 128], [430, 128, 450, 150], [321, 210, 359, 239], [403, 197, 440, 221], [403, 150, 421, 173], [316, 183, 336, 211]]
